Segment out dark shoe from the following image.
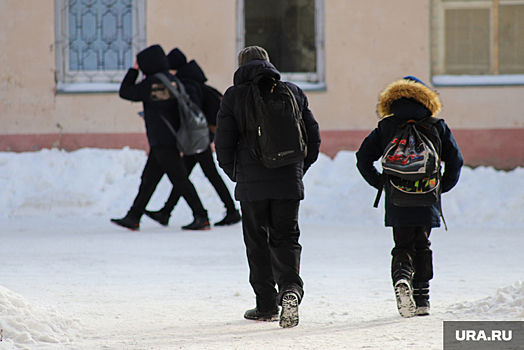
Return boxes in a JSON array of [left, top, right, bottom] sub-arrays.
[[214, 210, 241, 226], [181, 216, 211, 230], [394, 279, 417, 318], [415, 304, 430, 316], [392, 263, 414, 285], [111, 215, 139, 231], [244, 307, 279, 322], [144, 210, 170, 226], [279, 292, 299, 328], [414, 282, 430, 316]]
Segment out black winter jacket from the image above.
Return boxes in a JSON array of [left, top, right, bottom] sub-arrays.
[[356, 79, 463, 227], [175, 60, 217, 142], [176, 60, 207, 109], [214, 60, 321, 202], [119, 45, 180, 148]]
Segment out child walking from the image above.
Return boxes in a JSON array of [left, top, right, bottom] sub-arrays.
[[356, 76, 463, 317]]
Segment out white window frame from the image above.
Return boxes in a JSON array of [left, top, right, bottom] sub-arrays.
[[237, 0, 326, 91], [54, 0, 146, 93], [431, 0, 524, 86]]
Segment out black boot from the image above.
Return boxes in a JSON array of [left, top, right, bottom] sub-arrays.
[[181, 215, 210, 230], [244, 307, 279, 322], [111, 212, 140, 231], [392, 263, 416, 318], [214, 210, 241, 226], [144, 209, 170, 226], [413, 281, 430, 316], [279, 291, 300, 328]]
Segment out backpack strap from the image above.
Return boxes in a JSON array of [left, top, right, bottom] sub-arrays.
[[155, 73, 193, 106], [373, 173, 386, 208]]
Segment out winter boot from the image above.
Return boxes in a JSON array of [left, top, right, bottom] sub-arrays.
[[413, 281, 430, 316], [279, 292, 299, 328], [181, 215, 211, 230], [244, 307, 279, 322], [144, 209, 170, 226], [392, 263, 416, 318], [110, 212, 140, 231], [214, 210, 241, 226]]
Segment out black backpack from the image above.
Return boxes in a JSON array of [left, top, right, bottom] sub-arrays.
[[199, 83, 222, 129], [374, 115, 443, 209], [242, 75, 308, 169]]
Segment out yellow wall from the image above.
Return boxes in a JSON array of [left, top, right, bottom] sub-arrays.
[[1, 0, 524, 139]]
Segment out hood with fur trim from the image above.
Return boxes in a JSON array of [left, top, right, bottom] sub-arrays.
[[377, 78, 442, 119]]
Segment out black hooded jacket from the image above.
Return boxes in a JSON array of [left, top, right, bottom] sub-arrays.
[[356, 78, 463, 227], [119, 45, 180, 147], [214, 59, 321, 202], [176, 60, 207, 109]]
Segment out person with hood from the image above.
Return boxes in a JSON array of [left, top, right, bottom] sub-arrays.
[[111, 44, 210, 231], [214, 46, 321, 328], [356, 76, 463, 317], [144, 48, 241, 227]]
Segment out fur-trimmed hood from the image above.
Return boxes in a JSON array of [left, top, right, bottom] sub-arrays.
[[377, 78, 442, 119]]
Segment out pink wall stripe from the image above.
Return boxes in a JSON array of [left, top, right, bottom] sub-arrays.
[[1, 129, 523, 170]]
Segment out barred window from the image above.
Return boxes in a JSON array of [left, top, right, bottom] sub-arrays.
[[431, 0, 524, 85], [55, 0, 146, 92], [238, 0, 325, 90]]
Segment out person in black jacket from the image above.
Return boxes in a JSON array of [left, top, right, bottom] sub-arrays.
[[214, 46, 321, 328], [356, 76, 463, 317], [111, 44, 210, 231], [144, 48, 241, 227]]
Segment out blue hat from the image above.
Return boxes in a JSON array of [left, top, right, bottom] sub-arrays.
[[403, 75, 427, 86]]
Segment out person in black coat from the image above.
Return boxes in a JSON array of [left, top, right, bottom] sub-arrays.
[[144, 48, 241, 227], [111, 44, 210, 231], [214, 46, 321, 328], [356, 76, 463, 317]]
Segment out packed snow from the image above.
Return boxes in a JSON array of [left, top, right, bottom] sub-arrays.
[[0, 147, 523, 349]]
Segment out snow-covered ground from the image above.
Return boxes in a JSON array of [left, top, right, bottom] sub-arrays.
[[1, 148, 523, 349]]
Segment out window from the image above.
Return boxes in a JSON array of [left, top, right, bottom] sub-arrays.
[[55, 0, 146, 93], [431, 0, 524, 85], [238, 0, 325, 90]]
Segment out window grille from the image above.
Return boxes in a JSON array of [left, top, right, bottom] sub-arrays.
[[55, 0, 146, 92], [431, 0, 524, 85]]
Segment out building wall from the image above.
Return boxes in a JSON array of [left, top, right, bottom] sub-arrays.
[[1, 0, 523, 169]]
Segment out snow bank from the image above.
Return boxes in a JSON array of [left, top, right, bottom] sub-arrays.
[[1, 148, 524, 228], [0, 286, 79, 349], [449, 281, 524, 320]]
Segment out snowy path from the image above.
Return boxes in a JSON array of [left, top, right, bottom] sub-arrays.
[[1, 216, 523, 349]]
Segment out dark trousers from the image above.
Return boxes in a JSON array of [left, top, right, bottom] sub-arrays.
[[240, 199, 303, 311], [129, 145, 207, 219], [161, 146, 236, 213], [391, 226, 433, 283]]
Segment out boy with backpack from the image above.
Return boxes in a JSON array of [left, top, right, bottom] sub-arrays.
[[356, 76, 463, 317], [144, 48, 241, 227], [214, 46, 321, 328], [111, 44, 210, 231]]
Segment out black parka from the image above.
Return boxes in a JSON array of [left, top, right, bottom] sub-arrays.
[[119, 45, 180, 147], [356, 78, 463, 227], [214, 60, 321, 202], [175, 60, 207, 109]]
